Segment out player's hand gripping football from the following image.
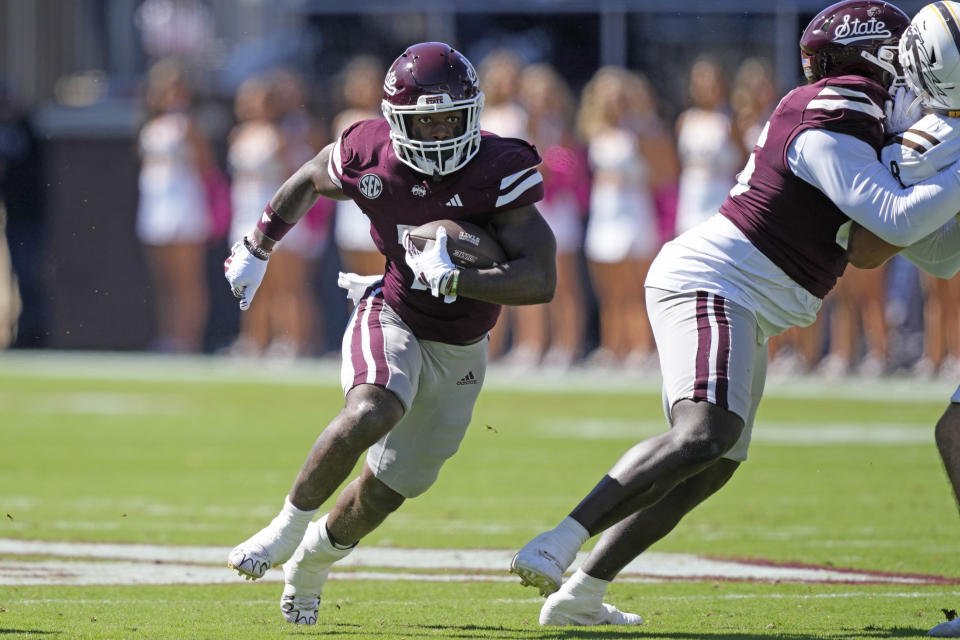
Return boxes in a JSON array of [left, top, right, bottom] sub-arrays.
[[402, 226, 458, 303], [224, 238, 269, 310], [884, 85, 922, 135]]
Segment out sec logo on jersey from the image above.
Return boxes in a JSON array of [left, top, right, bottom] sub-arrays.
[[359, 174, 383, 199]]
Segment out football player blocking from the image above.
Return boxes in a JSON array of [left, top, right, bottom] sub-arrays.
[[510, 0, 960, 630], [222, 42, 556, 625]]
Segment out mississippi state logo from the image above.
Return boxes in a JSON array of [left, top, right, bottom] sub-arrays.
[[411, 184, 427, 198], [832, 13, 892, 45], [465, 60, 478, 86], [383, 71, 398, 96], [359, 174, 383, 199]]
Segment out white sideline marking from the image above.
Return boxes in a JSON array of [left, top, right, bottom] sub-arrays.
[[0, 538, 950, 586], [0, 561, 518, 586]]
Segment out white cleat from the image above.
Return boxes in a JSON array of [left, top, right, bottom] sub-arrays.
[[539, 590, 643, 627], [280, 584, 324, 625], [280, 555, 330, 625], [510, 530, 576, 597], [930, 617, 960, 637], [280, 517, 353, 625], [227, 517, 310, 580]]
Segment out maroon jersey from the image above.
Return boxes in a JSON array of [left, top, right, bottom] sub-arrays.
[[329, 118, 544, 343], [719, 75, 889, 298]]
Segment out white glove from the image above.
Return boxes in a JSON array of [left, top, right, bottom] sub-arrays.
[[337, 271, 383, 306], [224, 239, 269, 310], [884, 86, 922, 135], [402, 226, 458, 303]]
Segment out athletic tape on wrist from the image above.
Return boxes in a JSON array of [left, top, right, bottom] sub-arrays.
[[243, 235, 270, 261], [255, 204, 295, 242]]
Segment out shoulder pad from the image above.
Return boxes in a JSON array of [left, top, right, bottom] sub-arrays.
[[478, 133, 542, 171], [339, 118, 389, 164], [802, 76, 886, 146], [473, 134, 544, 209]]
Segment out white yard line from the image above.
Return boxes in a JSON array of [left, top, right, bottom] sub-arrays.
[[0, 538, 953, 587]]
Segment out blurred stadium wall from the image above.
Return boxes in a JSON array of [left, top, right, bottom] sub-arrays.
[[0, 0, 931, 351]]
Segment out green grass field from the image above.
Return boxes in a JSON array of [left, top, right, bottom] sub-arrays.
[[2, 351, 959, 639]]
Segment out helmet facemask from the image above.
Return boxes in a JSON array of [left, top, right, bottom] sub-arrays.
[[860, 44, 901, 86], [382, 91, 484, 178]]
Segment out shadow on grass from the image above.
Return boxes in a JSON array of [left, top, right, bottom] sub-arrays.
[[288, 622, 932, 639]]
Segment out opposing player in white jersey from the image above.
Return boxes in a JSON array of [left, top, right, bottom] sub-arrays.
[[509, 0, 960, 626], [840, 3, 960, 634]]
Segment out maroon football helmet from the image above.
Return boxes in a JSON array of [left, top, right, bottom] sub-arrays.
[[381, 42, 484, 177], [799, 0, 910, 85]]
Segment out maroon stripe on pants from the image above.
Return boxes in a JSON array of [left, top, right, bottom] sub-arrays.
[[712, 294, 731, 409], [349, 295, 370, 388], [350, 288, 389, 388], [694, 291, 712, 401], [368, 295, 389, 386]]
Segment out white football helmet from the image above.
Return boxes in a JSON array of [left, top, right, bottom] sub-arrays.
[[900, 1, 960, 112], [381, 42, 484, 177]]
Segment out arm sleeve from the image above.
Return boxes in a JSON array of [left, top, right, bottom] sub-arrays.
[[787, 129, 960, 246], [900, 216, 960, 278]]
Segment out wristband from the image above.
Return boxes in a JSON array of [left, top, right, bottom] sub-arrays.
[[243, 235, 271, 261], [256, 204, 295, 242]]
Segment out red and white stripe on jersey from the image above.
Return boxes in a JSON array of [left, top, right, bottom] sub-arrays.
[[495, 167, 543, 208], [327, 138, 343, 189], [806, 86, 884, 120], [344, 284, 391, 389], [693, 291, 731, 409]]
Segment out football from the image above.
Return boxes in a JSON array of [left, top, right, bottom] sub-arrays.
[[407, 219, 506, 269]]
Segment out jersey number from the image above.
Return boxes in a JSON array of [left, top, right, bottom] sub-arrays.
[[729, 121, 770, 198]]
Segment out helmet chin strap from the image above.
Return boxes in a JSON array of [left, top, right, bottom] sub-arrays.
[[414, 153, 443, 182], [425, 146, 465, 181], [906, 94, 926, 114]]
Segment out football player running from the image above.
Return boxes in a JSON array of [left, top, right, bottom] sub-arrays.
[[223, 42, 556, 625], [840, 2, 960, 635], [509, 0, 960, 627]]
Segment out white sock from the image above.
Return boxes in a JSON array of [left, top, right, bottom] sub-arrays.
[[304, 514, 356, 561], [562, 568, 610, 600], [553, 516, 590, 554], [278, 496, 319, 527]]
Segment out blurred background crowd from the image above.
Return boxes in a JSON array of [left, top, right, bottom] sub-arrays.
[[0, 0, 951, 379]]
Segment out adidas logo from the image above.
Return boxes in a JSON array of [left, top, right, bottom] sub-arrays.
[[444, 194, 463, 207], [456, 371, 478, 385]]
